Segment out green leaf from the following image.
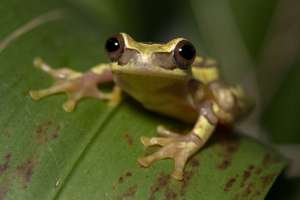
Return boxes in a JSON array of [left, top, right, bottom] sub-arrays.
[[0, 0, 286, 199]]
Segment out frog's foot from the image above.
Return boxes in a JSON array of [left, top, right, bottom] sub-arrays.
[[138, 128, 203, 180], [29, 57, 120, 112]]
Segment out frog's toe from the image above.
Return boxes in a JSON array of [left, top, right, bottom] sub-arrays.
[[33, 57, 81, 80], [140, 136, 174, 147], [62, 99, 77, 112], [140, 136, 151, 147], [33, 57, 45, 69], [138, 144, 174, 167], [172, 153, 190, 180], [172, 169, 183, 180], [107, 86, 122, 106], [137, 157, 150, 167], [156, 125, 180, 137], [29, 82, 70, 100], [29, 90, 43, 100]]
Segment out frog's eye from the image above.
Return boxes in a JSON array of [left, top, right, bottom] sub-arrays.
[[174, 40, 196, 69], [105, 34, 125, 61]]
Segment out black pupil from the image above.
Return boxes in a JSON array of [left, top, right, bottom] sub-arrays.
[[105, 37, 120, 52], [179, 44, 195, 60]]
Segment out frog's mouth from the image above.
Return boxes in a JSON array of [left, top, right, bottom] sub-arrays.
[[111, 63, 190, 80]]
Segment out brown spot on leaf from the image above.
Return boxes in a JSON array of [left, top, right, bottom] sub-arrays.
[[190, 158, 200, 167], [3, 128, 12, 138], [260, 173, 277, 190], [180, 171, 193, 196], [164, 186, 178, 200], [147, 158, 200, 199], [0, 177, 12, 200], [0, 153, 11, 176], [36, 120, 60, 144], [113, 171, 133, 190], [262, 153, 280, 167], [16, 157, 37, 188], [242, 182, 254, 197], [240, 165, 254, 187], [233, 168, 279, 199], [255, 191, 261, 197], [217, 160, 230, 170], [118, 184, 138, 199], [157, 173, 170, 187], [123, 133, 133, 147], [215, 132, 240, 170], [224, 177, 236, 192], [119, 171, 133, 184], [149, 172, 170, 200], [118, 176, 124, 184], [0, 185, 9, 200], [255, 167, 262, 175], [180, 157, 200, 196], [126, 171, 132, 177]]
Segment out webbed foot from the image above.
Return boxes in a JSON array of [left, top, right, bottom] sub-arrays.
[[138, 126, 203, 180]]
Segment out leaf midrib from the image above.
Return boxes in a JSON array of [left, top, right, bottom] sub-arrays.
[[52, 103, 121, 200]]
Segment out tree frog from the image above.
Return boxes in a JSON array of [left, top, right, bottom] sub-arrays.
[[29, 33, 252, 180]]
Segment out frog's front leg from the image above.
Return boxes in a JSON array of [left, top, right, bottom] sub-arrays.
[[29, 57, 121, 112], [138, 102, 218, 180]]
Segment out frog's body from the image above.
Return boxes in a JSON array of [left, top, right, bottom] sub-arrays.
[[29, 33, 252, 180], [112, 64, 198, 122]]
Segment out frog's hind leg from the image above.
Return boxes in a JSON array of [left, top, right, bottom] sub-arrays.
[[29, 57, 121, 112]]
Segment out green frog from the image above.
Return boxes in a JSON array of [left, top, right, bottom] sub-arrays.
[[29, 33, 252, 180]]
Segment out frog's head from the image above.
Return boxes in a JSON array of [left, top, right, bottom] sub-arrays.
[[104, 33, 196, 77]]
